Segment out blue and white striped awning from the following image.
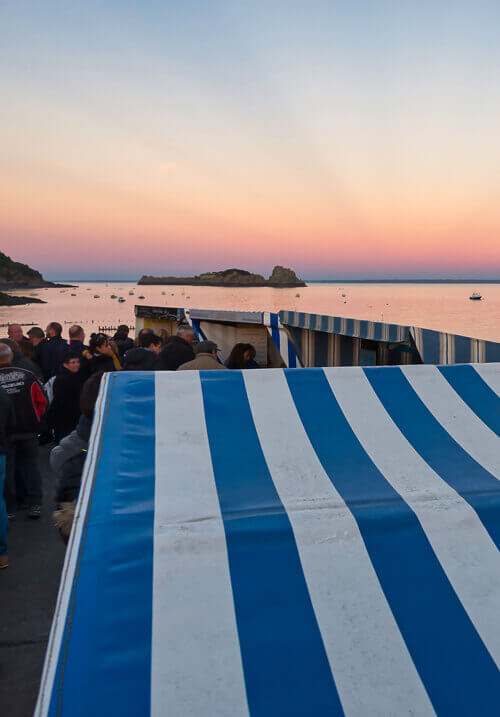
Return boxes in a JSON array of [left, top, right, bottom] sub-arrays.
[[37, 365, 500, 717], [280, 310, 500, 365]]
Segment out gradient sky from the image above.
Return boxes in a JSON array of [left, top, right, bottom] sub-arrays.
[[1, 1, 499, 279]]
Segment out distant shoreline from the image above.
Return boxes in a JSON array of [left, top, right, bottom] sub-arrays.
[[48, 278, 500, 285]]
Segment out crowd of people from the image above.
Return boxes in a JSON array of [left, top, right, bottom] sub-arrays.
[[0, 321, 259, 566]]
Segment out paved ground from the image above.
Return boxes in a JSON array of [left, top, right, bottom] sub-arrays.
[[0, 447, 65, 717]]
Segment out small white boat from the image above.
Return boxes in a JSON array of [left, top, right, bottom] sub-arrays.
[[138, 295, 145, 299], [71, 293, 76, 296], [118, 297, 126, 303], [94, 294, 100, 298], [469, 291, 482, 301], [111, 295, 117, 299], [129, 291, 134, 296], [295, 293, 300, 298], [161, 291, 166, 295]]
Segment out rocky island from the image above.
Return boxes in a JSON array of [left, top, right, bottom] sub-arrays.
[[138, 265, 306, 288], [0, 250, 69, 305]]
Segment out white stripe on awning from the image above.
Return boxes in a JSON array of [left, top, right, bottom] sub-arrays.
[[152, 372, 248, 717]]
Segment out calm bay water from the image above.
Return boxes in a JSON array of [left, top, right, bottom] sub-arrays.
[[1, 282, 499, 343]]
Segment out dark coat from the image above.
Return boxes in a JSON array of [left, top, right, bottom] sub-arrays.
[[38, 336, 69, 381], [47, 367, 84, 440], [0, 385, 16, 454], [159, 335, 195, 371], [68, 340, 88, 358], [123, 347, 160, 371], [113, 335, 134, 357], [51, 414, 92, 503], [88, 353, 116, 375], [0, 366, 47, 438], [12, 351, 44, 380]]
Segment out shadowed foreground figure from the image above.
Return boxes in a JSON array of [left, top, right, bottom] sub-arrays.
[[0, 342, 47, 520]]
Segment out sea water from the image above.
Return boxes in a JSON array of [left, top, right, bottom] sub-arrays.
[[1, 282, 499, 343]]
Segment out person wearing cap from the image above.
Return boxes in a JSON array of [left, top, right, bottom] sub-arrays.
[[177, 341, 227, 371]]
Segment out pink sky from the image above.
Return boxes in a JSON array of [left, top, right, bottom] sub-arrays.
[[2, 2, 499, 279]]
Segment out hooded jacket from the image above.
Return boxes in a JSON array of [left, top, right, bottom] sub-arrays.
[[51, 414, 92, 503], [159, 335, 195, 371], [0, 385, 16, 454], [0, 365, 47, 438]]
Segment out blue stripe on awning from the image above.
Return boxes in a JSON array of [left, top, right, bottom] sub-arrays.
[[438, 365, 500, 436], [269, 312, 281, 357], [200, 371, 343, 716], [365, 367, 499, 548], [285, 368, 500, 717], [48, 373, 156, 717]]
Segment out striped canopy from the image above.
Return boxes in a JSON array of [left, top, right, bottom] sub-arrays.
[[37, 365, 500, 716], [280, 310, 500, 365]]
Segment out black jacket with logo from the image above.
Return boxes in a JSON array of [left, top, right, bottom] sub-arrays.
[[0, 385, 16, 454], [0, 366, 47, 438]]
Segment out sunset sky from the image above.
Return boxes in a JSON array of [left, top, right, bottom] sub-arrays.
[[1, 1, 499, 279]]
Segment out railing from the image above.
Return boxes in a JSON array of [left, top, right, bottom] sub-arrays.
[[98, 325, 135, 334]]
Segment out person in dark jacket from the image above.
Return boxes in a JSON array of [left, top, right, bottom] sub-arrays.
[[0, 338, 43, 380], [47, 352, 84, 443], [51, 372, 103, 543], [159, 325, 195, 370], [87, 334, 122, 374], [38, 322, 68, 381], [0, 386, 15, 568], [27, 327, 47, 373], [68, 325, 88, 357], [0, 342, 47, 518], [123, 334, 162, 370], [113, 325, 134, 358]]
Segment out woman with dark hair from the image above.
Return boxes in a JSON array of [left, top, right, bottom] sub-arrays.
[[243, 344, 260, 369], [225, 343, 248, 370], [87, 334, 121, 374], [50, 372, 104, 542]]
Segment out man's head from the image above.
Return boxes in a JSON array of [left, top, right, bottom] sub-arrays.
[[195, 340, 219, 358], [0, 342, 13, 366], [46, 322, 63, 339], [27, 327, 45, 346], [177, 324, 195, 344], [117, 324, 129, 336], [69, 325, 85, 342], [8, 324, 24, 342], [137, 328, 154, 345], [63, 351, 81, 374], [142, 334, 162, 355]]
